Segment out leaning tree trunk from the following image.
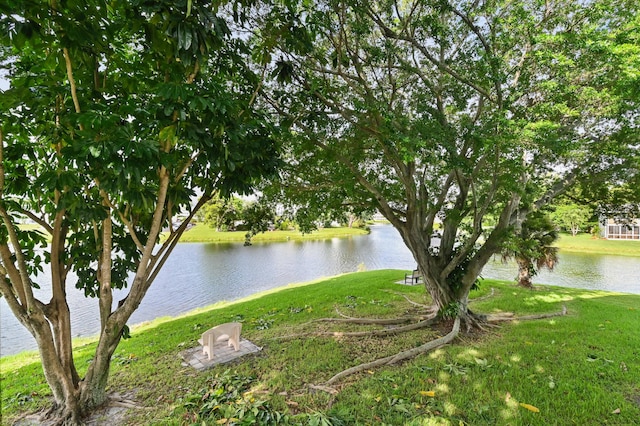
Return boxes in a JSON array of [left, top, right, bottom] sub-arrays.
[[77, 325, 123, 412]]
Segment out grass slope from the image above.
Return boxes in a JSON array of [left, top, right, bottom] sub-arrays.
[[2, 271, 639, 425]]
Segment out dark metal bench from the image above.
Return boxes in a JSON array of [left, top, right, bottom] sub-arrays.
[[404, 269, 422, 285]]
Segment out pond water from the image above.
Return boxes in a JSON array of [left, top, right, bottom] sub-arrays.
[[1, 224, 639, 357]]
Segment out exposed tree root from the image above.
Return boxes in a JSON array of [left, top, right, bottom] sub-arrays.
[[35, 403, 80, 426], [308, 384, 339, 395], [108, 397, 148, 410], [330, 305, 405, 321], [323, 317, 460, 386], [334, 306, 357, 319], [310, 311, 431, 325], [278, 316, 438, 340], [463, 317, 500, 333], [458, 309, 492, 332], [469, 287, 495, 303], [298, 303, 568, 395], [488, 305, 567, 322], [383, 290, 437, 311]]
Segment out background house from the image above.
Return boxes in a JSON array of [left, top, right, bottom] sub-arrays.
[[600, 217, 640, 240]]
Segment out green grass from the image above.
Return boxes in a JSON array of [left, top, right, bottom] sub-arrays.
[[178, 223, 369, 243], [2, 271, 639, 425], [554, 233, 640, 257]]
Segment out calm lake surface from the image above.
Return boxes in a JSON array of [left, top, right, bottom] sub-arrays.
[[2, 224, 639, 357]]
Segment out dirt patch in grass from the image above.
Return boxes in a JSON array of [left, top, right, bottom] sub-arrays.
[[11, 392, 141, 426]]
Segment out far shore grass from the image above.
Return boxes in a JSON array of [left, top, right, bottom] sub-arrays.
[[21, 222, 640, 257], [179, 224, 640, 258], [554, 232, 640, 256], [2, 271, 639, 425], [178, 223, 370, 243]]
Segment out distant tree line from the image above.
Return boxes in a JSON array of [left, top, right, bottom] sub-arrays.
[[196, 193, 371, 240]]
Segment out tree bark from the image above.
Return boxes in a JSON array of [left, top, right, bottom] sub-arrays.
[[31, 312, 83, 424], [516, 258, 533, 288]]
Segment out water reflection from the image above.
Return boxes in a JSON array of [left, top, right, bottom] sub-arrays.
[[484, 252, 639, 292], [1, 225, 639, 356]]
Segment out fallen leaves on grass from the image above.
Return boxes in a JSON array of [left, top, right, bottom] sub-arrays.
[[506, 392, 540, 414], [519, 402, 540, 413]]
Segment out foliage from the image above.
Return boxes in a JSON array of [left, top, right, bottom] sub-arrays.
[[593, 182, 640, 231], [242, 199, 276, 245], [339, 209, 372, 229], [180, 370, 350, 425], [201, 194, 246, 231], [254, 0, 640, 318], [440, 302, 462, 320], [550, 203, 593, 236], [501, 211, 559, 288], [181, 370, 287, 425], [0, 0, 278, 421]]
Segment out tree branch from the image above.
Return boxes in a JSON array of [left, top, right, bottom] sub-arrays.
[[0, 204, 36, 312], [366, 7, 495, 103], [447, 2, 503, 106], [63, 47, 82, 116], [98, 194, 113, 329], [144, 192, 212, 287], [279, 317, 436, 341]]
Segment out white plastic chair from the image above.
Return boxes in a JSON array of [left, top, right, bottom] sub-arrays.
[[197, 322, 242, 360]]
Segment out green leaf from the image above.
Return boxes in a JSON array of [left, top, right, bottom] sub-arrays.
[[89, 145, 102, 158]]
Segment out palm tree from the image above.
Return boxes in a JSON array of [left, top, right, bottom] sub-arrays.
[[501, 212, 559, 288]]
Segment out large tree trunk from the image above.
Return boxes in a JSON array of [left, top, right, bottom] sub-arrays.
[[419, 271, 485, 328], [411, 243, 481, 329], [387, 185, 522, 331], [397, 214, 503, 331]]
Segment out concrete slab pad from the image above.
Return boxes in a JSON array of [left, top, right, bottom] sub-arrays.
[[395, 280, 422, 286], [180, 338, 262, 371]]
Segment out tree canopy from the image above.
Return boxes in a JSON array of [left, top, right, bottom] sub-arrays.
[[256, 0, 639, 323], [200, 193, 246, 231], [0, 0, 278, 423], [550, 202, 593, 236]]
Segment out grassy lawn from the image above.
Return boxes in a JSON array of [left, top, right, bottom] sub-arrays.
[[554, 233, 640, 257], [178, 223, 369, 243], [2, 271, 639, 425]]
